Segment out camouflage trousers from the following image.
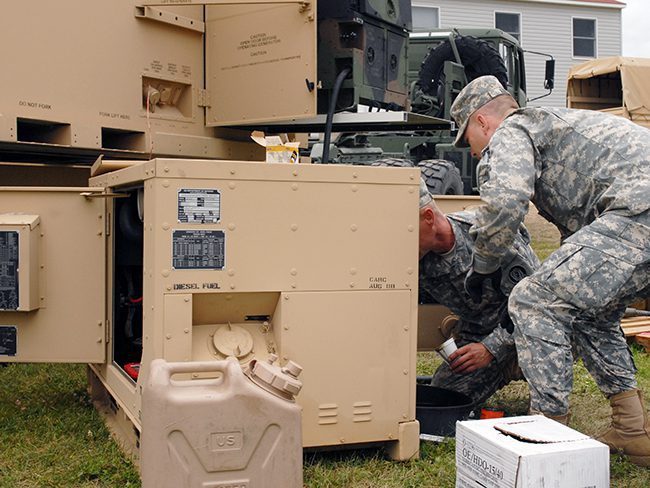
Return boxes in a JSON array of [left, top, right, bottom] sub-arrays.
[[431, 332, 524, 405], [510, 211, 650, 416]]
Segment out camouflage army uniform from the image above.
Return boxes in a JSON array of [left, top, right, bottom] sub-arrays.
[[419, 209, 539, 404], [468, 105, 650, 416]]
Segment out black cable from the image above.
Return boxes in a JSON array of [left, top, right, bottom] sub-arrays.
[[322, 67, 351, 164]]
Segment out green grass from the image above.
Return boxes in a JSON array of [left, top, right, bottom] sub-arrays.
[[3, 352, 650, 487]]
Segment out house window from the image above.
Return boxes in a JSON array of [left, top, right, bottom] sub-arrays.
[[573, 18, 596, 57], [495, 12, 521, 42], [412, 6, 440, 32]]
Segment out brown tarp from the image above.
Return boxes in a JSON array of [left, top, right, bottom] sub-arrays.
[[567, 56, 650, 127]]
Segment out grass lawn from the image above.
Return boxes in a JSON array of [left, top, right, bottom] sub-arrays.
[[1, 211, 649, 487]]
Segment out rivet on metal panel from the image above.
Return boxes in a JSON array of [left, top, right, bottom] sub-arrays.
[[403, 326, 409, 331], [162, 180, 170, 188], [164, 167, 169, 173], [184, 297, 190, 303], [284, 295, 290, 300], [291, 224, 298, 231], [284, 325, 289, 330], [350, 224, 358, 232], [161, 269, 170, 277], [292, 170, 298, 177], [350, 282, 355, 288], [97, 338, 102, 343], [351, 185, 358, 192], [350, 268, 357, 275], [291, 283, 296, 289], [166, 334, 171, 340], [162, 223, 170, 230], [353, 173, 358, 178], [407, 267, 414, 275], [230, 284, 236, 290], [166, 286, 171, 291], [290, 268, 297, 276], [291, 183, 298, 191], [339, 438, 346, 443], [97, 230, 103, 236], [98, 321, 102, 327], [227, 269, 235, 277], [388, 433, 394, 439], [410, 174, 415, 180], [230, 170, 236, 175], [408, 225, 414, 232], [403, 370, 408, 375], [228, 223, 236, 231], [228, 182, 236, 189], [184, 329, 189, 334], [405, 283, 410, 288], [402, 414, 408, 419], [409, 187, 415, 193]]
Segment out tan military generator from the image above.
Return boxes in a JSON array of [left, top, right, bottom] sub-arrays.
[[0, 0, 478, 473]]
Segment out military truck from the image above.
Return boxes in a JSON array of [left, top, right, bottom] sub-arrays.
[[567, 56, 650, 129], [312, 27, 555, 195]]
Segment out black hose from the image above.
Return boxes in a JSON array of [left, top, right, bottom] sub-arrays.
[[322, 67, 351, 164]]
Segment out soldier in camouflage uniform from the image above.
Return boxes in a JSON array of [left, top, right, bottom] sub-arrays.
[[450, 75, 650, 466], [418, 179, 539, 404]]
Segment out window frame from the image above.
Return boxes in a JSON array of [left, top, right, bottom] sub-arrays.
[[411, 3, 441, 32], [572, 16, 598, 59], [494, 10, 522, 45]]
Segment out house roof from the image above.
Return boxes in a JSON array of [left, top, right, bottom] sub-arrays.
[[518, 0, 625, 7]]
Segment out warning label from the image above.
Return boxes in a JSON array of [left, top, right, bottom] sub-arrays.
[[172, 230, 225, 270], [0, 231, 19, 311], [178, 189, 221, 224]]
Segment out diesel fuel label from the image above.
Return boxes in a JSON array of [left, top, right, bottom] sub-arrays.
[[172, 230, 225, 270], [178, 189, 221, 224], [0, 231, 19, 311]]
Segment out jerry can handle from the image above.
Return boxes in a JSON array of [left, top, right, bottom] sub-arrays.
[[147, 357, 242, 389]]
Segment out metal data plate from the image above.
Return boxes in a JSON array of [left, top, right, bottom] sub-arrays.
[[0, 231, 19, 310], [0, 326, 17, 356], [177, 189, 221, 224], [172, 230, 225, 270]]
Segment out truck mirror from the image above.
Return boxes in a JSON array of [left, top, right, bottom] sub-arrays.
[[544, 59, 555, 90]]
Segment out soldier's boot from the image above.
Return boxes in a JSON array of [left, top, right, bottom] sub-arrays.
[[529, 408, 570, 425], [597, 389, 650, 467]]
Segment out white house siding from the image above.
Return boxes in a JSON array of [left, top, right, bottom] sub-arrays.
[[411, 0, 622, 107]]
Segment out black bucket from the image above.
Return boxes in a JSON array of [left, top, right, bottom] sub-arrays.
[[416, 383, 475, 437]]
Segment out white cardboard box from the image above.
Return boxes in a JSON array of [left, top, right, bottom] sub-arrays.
[[455, 415, 609, 488]]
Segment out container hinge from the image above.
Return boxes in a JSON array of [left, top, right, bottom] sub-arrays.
[[198, 89, 211, 108], [134, 6, 205, 33]]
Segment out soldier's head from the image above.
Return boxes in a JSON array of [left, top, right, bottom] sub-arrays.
[[450, 75, 518, 158], [419, 179, 454, 257]]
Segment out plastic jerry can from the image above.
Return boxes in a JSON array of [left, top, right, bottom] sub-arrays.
[[140, 356, 303, 488]]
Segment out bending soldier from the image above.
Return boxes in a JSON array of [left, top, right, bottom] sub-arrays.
[[450, 75, 650, 466], [418, 179, 538, 404]]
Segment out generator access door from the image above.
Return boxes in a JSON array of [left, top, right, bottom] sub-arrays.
[[0, 188, 106, 363], [204, 1, 317, 126]]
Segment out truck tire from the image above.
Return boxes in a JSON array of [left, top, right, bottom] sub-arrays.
[[418, 35, 508, 117], [370, 158, 415, 168], [419, 159, 463, 195]]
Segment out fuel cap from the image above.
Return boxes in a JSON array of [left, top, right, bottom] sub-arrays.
[[247, 354, 303, 401]]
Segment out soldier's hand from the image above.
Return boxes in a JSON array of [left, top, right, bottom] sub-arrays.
[[448, 343, 494, 374], [464, 268, 504, 304]]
